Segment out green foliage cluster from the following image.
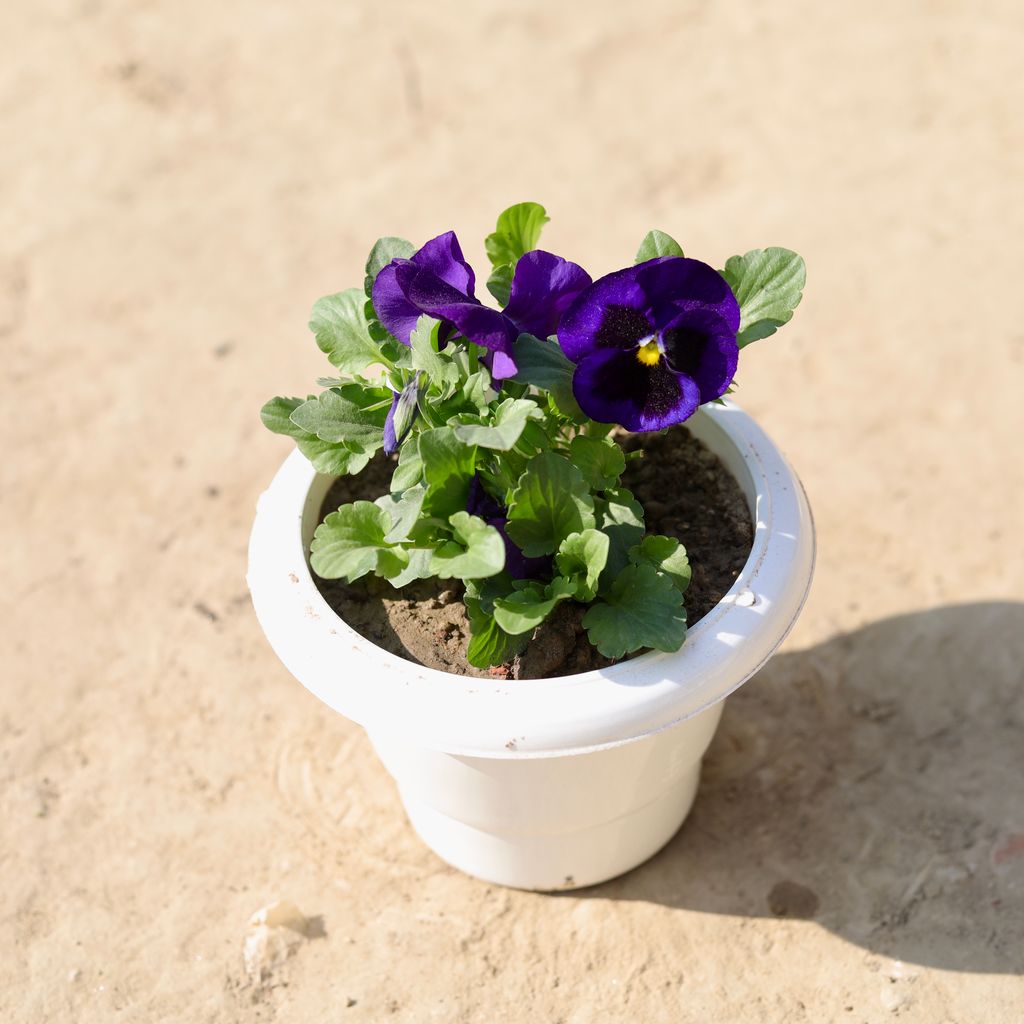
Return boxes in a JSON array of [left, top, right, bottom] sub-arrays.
[[262, 205, 804, 668]]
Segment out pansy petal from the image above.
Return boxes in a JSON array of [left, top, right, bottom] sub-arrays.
[[503, 250, 592, 340], [412, 231, 476, 298], [407, 272, 518, 376], [371, 261, 422, 344], [572, 348, 700, 432], [661, 307, 739, 402], [636, 256, 741, 333], [486, 348, 519, 381], [557, 266, 649, 362]]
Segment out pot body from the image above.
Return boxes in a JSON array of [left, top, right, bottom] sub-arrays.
[[248, 402, 815, 890], [369, 703, 723, 889]]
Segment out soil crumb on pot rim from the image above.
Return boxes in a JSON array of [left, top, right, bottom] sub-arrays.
[[312, 425, 753, 680]]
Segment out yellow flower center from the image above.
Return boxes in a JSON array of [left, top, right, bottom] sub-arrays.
[[635, 338, 661, 366]]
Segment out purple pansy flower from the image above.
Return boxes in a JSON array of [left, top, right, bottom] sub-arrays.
[[372, 232, 591, 379], [557, 257, 740, 431], [466, 475, 549, 580]]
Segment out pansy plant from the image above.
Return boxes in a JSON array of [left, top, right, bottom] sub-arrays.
[[262, 203, 805, 668]]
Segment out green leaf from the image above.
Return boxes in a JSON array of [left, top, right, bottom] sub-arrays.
[[511, 333, 584, 419], [583, 564, 687, 658], [486, 265, 513, 306], [385, 548, 433, 588], [506, 452, 596, 557], [555, 529, 610, 602], [374, 485, 426, 543], [289, 386, 389, 453], [364, 236, 415, 297], [720, 247, 806, 348], [410, 315, 460, 393], [419, 427, 477, 517], [262, 397, 370, 476], [630, 534, 691, 593], [310, 502, 408, 581], [515, 418, 554, 458], [568, 435, 626, 490], [430, 511, 506, 580], [597, 487, 646, 583], [453, 398, 541, 451], [485, 202, 550, 271], [493, 583, 563, 636], [464, 575, 515, 615], [464, 590, 526, 668], [391, 442, 424, 491], [260, 396, 304, 436], [296, 436, 371, 476], [545, 576, 579, 602], [380, 333, 413, 368], [309, 289, 384, 374], [635, 230, 684, 263], [461, 370, 489, 414], [483, 202, 550, 307]]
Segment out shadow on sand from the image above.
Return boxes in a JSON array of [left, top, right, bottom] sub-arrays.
[[576, 602, 1024, 974]]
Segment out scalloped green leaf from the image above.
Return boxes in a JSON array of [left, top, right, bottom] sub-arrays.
[[309, 289, 384, 373], [419, 427, 477, 517], [289, 386, 389, 453], [260, 396, 304, 436], [596, 487, 646, 582], [430, 512, 506, 580], [464, 590, 527, 668], [486, 265, 513, 307], [493, 583, 564, 636], [635, 230, 684, 263], [374, 486, 426, 544], [410, 315, 460, 394], [555, 529, 610, 602], [484, 203, 550, 306], [364, 236, 415, 297], [721, 247, 806, 348], [391, 441, 424, 492], [453, 398, 541, 451], [310, 501, 408, 581], [295, 437, 371, 477], [383, 548, 432, 589], [630, 534, 692, 593], [261, 396, 371, 476], [582, 564, 687, 658], [505, 452, 596, 557], [568, 435, 626, 490], [485, 202, 549, 271]]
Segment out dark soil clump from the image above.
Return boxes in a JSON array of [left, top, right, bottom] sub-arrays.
[[312, 425, 753, 679]]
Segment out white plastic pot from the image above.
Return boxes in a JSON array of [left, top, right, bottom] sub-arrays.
[[247, 401, 815, 890]]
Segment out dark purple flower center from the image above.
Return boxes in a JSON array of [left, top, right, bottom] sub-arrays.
[[585, 352, 682, 417], [595, 305, 653, 349], [661, 326, 714, 375]]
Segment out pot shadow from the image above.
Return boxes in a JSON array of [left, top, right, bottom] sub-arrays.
[[575, 602, 1024, 975]]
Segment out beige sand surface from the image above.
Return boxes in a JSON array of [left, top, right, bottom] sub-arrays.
[[3, 1, 1023, 1020]]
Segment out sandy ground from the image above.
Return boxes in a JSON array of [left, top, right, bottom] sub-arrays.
[[3, 1, 1023, 1021]]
